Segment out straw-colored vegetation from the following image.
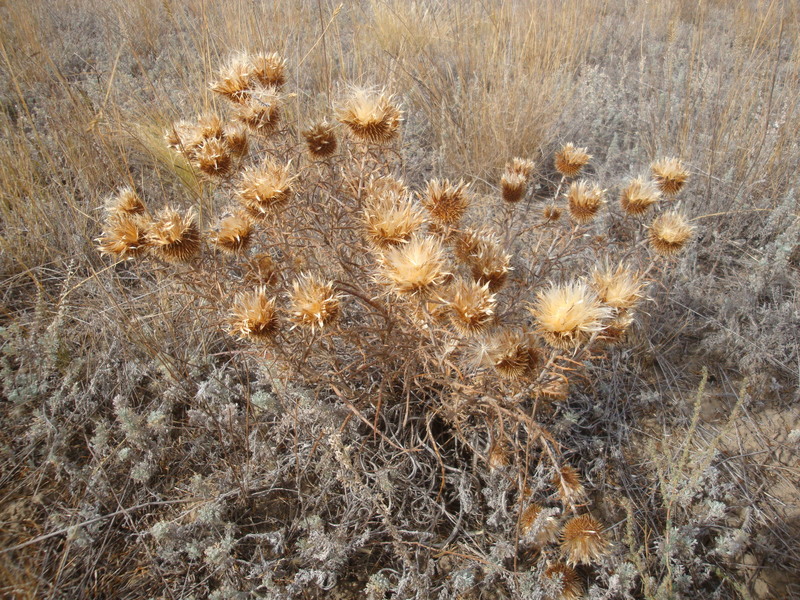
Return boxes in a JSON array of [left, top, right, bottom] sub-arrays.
[[1, 1, 799, 599]]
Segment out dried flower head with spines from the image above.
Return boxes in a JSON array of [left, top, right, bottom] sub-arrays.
[[620, 176, 660, 216], [422, 179, 471, 225], [148, 207, 201, 262], [290, 274, 342, 330], [363, 194, 426, 250], [229, 287, 279, 341], [561, 514, 609, 566], [520, 504, 560, 547], [302, 121, 337, 159], [337, 89, 402, 144], [473, 329, 534, 380], [465, 233, 512, 291], [193, 137, 233, 177], [366, 175, 408, 202], [223, 124, 249, 157], [237, 160, 296, 221], [555, 143, 591, 178], [97, 216, 151, 260], [245, 253, 278, 286], [542, 204, 562, 222], [542, 563, 584, 600], [500, 157, 536, 203], [531, 282, 612, 349], [649, 212, 694, 256], [591, 262, 643, 310], [566, 181, 606, 224], [377, 235, 449, 297], [651, 157, 689, 196], [105, 187, 147, 217], [249, 52, 287, 88], [443, 279, 496, 336], [197, 113, 224, 141], [554, 465, 585, 506], [210, 56, 253, 103], [234, 86, 282, 134], [210, 214, 252, 254]]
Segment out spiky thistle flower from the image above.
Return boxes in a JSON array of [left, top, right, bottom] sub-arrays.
[[520, 504, 560, 547], [363, 194, 426, 250], [422, 179, 471, 225], [193, 137, 233, 177], [553, 465, 585, 506], [649, 212, 694, 256], [223, 124, 249, 157], [366, 175, 408, 201], [105, 187, 147, 217], [651, 157, 689, 196], [442, 279, 496, 336], [542, 563, 584, 600], [599, 312, 635, 344], [591, 262, 643, 310], [148, 207, 201, 262], [210, 56, 254, 103], [377, 235, 449, 297], [97, 216, 151, 260], [244, 253, 277, 285], [289, 274, 342, 330], [487, 442, 510, 471], [472, 329, 534, 380], [500, 157, 536, 203], [561, 514, 609, 566], [302, 121, 337, 159], [465, 235, 512, 291], [530, 282, 612, 349], [229, 287, 279, 341], [210, 214, 252, 254], [542, 204, 562, 222], [555, 143, 591, 178], [237, 160, 295, 221], [337, 89, 402, 144], [197, 113, 224, 140], [566, 181, 605, 224], [234, 86, 282, 134], [620, 176, 660, 216], [249, 52, 287, 88]]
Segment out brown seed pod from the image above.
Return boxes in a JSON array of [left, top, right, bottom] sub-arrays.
[[210, 57, 254, 103], [566, 181, 605, 224], [422, 179, 471, 225], [105, 187, 147, 217], [193, 137, 233, 178], [229, 287, 279, 341], [377, 235, 449, 297], [519, 504, 560, 547], [249, 52, 287, 88], [234, 86, 282, 135], [530, 282, 612, 350], [561, 514, 609, 565], [649, 212, 694, 256], [553, 465, 585, 506], [442, 278, 496, 336], [210, 214, 252, 254], [554, 143, 591, 178], [591, 262, 643, 310], [289, 274, 342, 331], [363, 194, 427, 250], [148, 207, 201, 262], [237, 160, 296, 221], [302, 121, 338, 159], [96, 216, 151, 260], [620, 176, 660, 216], [542, 204, 563, 222], [651, 157, 689, 196], [542, 563, 584, 600], [337, 89, 402, 144]]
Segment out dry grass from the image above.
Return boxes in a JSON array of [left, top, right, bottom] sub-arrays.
[[1, 1, 799, 599]]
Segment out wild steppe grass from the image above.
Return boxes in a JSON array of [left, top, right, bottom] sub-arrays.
[[1, 1, 798, 598]]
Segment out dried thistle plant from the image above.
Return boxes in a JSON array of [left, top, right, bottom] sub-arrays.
[[302, 121, 338, 159], [649, 211, 694, 255], [377, 235, 449, 297], [422, 179, 471, 225], [560, 514, 609, 565], [651, 157, 689, 196], [210, 214, 252, 254], [442, 278, 496, 335], [289, 274, 342, 330], [229, 287, 279, 341], [148, 207, 201, 262], [520, 503, 560, 547], [555, 143, 591, 178], [105, 187, 147, 217], [542, 563, 584, 600], [530, 282, 612, 349], [337, 88, 402, 144], [620, 176, 660, 216], [96, 216, 151, 260], [363, 193, 426, 250], [500, 157, 535, 203], [234, 86, 282, 134], [591, 261, 643, 310], [566, 181, 606, 224], [237, 160, 296, 221]]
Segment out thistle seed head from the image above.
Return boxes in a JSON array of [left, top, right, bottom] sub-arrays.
[[465, 234, 512, 291], [336, 89, 402, 144], [542, 563, 584, 600], [105, 187, 147, 217], [501, 171, 528, 203], [193, 137, 233, 178], [377, 235, 449, 297], [223, 124, 250, 157], [234, 86, 282, 134], [530, 282, 612, 349], [591, 261, 643, 310], [651, 157, 689, 196], [289, 274, 342, 330], [566, 181, 605, 224], [620, 176, 660, 216], [520, 504, 560, 547], [422, 179, 471, 225], [442, 278, 496, 336], [237, 160, 295, 221], [229, 286, 279, 341], [97, 216, 151, 260], [649, 212, 694, 256], [542, 204, 562, 222], [148, 207, 201, 262], [560, 514, 609, 566], [555, 143, 591, 178], [244, 253, 278, 285], [211, 214, 252, 254], [473, 329, 535, 380], [302, 121, 338, 159], [249, 52, 287, 88], [210, 56, 254, 103], [553, 465, 585, 506], [363, 193, 427, 250]]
